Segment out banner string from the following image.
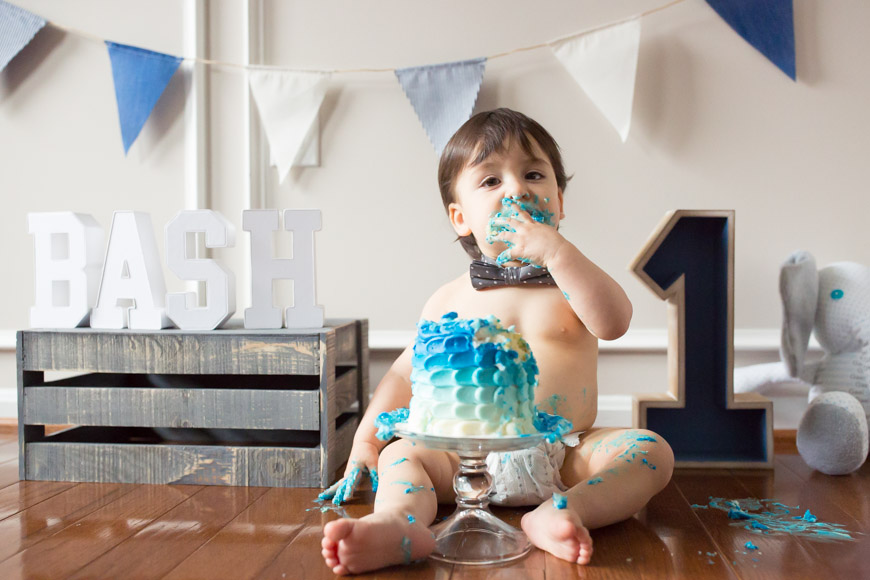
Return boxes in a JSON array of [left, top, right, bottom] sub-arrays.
[[47, 0, 688, 74]]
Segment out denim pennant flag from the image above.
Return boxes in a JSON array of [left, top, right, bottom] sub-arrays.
[[105, 41, 182, 154], [395, 57, 486, 154], [248, 70, 330, 183], [705, 0, 796, 80], [550, 18, 641, 143], [0, 0, 46, 72]]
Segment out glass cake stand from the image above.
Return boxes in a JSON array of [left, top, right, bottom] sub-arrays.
[[394, 425, 546, 566]]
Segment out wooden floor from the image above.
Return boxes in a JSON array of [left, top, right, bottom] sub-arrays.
[[0, 436, 867, 579]]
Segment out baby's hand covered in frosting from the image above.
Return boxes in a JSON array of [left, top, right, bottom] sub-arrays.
[[487, 197, 566, 268]]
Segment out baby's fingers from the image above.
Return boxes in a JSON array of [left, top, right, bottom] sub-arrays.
[[369, 467, 379, 492], [317, 476, 347, 501], [331, 467, 365, 505]]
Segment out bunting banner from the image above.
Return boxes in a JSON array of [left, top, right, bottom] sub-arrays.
[[0, 0, 45, 73], [248, 70, 330, 183], [105, 41, 182, 154], [395, 57, 487, 154], [704, 0, 795, 80], [550, 18, 642, 143], [1, 0, 802, 165]]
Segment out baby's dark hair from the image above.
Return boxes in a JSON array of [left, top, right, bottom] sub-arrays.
[[437, 108, 569, 259]]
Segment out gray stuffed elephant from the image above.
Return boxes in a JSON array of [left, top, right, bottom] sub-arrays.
[[734, 250, 869, 475]]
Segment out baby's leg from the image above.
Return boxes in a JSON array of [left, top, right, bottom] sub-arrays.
[[321, 439, 458, 575], [521, 428, 673, 564]]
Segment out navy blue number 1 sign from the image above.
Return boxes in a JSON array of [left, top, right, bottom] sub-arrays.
[[631, 210, 773, 468]]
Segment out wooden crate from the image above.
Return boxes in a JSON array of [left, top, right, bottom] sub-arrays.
[[16, 319, 368, 488]]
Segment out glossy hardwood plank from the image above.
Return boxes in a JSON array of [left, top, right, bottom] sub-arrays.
[[777, 454, 870, 530], [0, 439, 859, 579], [254, 489, 453, 580], [0, 460, 22, 490], [450, 506, 545, 580], [165, 487, 329, 580], [628, 478, 737, 579], [0, 482, 134, 562], [69, 485, 267, 579], [0, 483, 202, 579], [733, 456, 870, 579], [673, 467, 837, 579], [451, 562, 544, 580], [0, 479, 76, 521], [0, 441, 19, 463]]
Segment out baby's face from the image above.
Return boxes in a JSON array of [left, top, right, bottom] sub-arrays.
[[448, 136, 564, 262]]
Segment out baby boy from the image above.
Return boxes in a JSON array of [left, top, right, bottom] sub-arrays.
[[320, 108, 674, 574]]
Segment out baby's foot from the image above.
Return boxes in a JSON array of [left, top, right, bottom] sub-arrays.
[[521, 500, 593, 565], [321, 512, 436, 575]]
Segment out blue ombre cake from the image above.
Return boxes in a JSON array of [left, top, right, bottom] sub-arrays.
[[407, 312, 539, 436]]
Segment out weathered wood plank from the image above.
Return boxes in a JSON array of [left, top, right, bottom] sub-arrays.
[[23, 386, 321, 430], [329, 415, 358, 485], [18, 320, 367, 488], [26, 442, 322, 487], [321, 330, 337, 487], [18, 333, 46, 480], [333, 319, 359, 365], [358, 319, 370, 416], [333, 368, 359, 419], [21, 331, 322, 375]]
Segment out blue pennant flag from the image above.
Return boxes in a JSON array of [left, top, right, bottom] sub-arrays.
[[0, 0, 46, 73], [395, 57, 487, 154], [105, 41, 182, 154], [705, 0, 795, 80]]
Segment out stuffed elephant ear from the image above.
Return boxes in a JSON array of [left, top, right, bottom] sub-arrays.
[[780, 251, 819, 378]]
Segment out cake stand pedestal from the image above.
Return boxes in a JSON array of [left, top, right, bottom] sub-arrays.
[[394, 426, 545, 566]]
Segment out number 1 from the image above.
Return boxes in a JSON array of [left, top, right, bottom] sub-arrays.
[[631, 210, 773, 468]]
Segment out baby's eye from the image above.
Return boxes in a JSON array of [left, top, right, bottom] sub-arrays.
[[831, 289, 844, 300], [480, 177, 500, 187], [526, 171, 544, 180]]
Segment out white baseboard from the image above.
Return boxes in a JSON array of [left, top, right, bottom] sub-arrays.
[[0, 330, 15, 351]]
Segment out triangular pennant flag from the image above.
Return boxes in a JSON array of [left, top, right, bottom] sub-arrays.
[[550, 18, 641, 143], [105, 41, 182, 154], [395, 57, 486, 154], [705, 0, 795, 80], [0, 0, 46, 72], [248, 70, 329, 183]]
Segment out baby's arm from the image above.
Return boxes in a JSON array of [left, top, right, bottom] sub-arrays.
[[319, 346, 413, 503], [319, 287, 454, 503], [545, 241, 632, 340], [490, 209, 631, 340], [354, 346, 414, 449]]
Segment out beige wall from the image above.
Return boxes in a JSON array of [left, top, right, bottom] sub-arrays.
[[2, 1, 867, 425]]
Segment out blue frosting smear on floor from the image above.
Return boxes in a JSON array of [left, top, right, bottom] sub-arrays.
[[695, 497, 857, 542]]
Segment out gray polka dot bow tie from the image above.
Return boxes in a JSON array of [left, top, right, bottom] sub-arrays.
[[469, 256, 556, 290]]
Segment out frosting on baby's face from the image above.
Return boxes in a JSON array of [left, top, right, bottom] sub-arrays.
[[486, 195, 556, 266], [448, 136, 564, 264]]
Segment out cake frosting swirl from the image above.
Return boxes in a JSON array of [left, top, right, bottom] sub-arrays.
[[406, 312, 539, 436]]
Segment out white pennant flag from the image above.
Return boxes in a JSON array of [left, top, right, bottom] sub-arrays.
[[249, 70, 330, 183], [550, 18, 641, 142]]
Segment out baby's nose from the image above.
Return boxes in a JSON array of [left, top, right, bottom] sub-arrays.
[[504, 190, 531, 200]]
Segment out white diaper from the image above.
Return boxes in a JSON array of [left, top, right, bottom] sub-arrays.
[[485, 432, 582, 507]]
